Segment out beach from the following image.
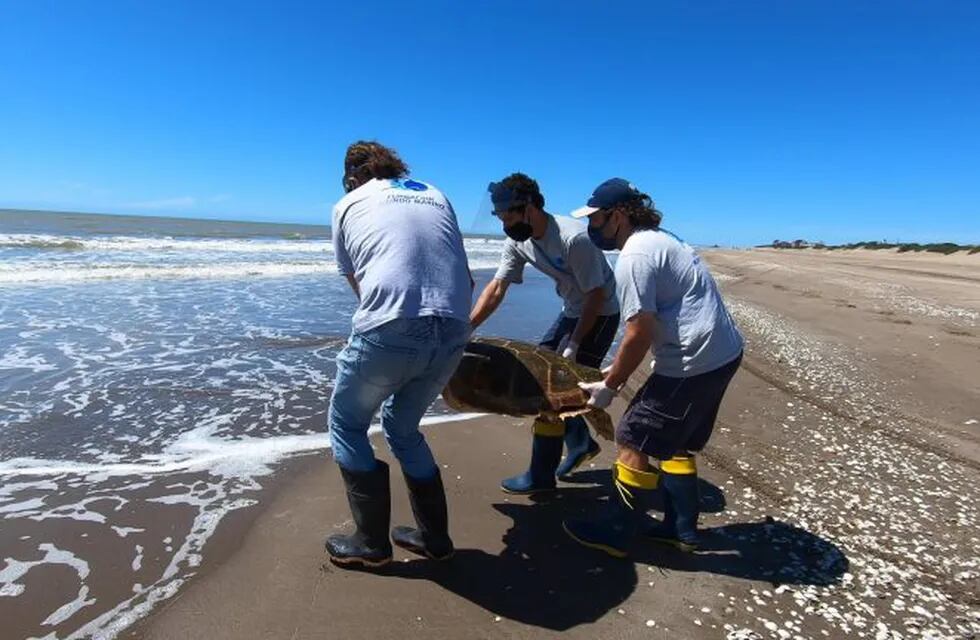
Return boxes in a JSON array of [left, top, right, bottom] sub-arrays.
[[4, 3, 977, 637], [136, 247, 979, 639], [2, 217, 979, 639], [0, 210, 568, 639]]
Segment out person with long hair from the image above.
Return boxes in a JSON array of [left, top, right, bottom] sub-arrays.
[[325, 141, 473, 568], [563, 179, 743, 558]]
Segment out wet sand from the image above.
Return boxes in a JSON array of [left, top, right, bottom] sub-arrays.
[[134, 248, 979, 639]]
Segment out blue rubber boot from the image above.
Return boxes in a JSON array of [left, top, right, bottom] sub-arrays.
[[562, 461, 659, 558], [501, 418, 564, 495], [556, 416, 601, 480], [643, 455, 700, 552]]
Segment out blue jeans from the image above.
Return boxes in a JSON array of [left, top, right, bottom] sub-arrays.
[[329, 316, 470, 479]]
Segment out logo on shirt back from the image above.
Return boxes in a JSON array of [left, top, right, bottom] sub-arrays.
[[389, 179, 428, 192], [384, 179, 446, 211]]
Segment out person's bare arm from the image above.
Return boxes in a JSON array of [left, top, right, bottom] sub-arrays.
[[470, 278, 510, 329], [604, 312, 656, 390], [569, 287, 605, 346]]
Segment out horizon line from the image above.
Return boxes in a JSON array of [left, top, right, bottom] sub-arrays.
[[3, 207, 976, 249], [0, 206, 511, 240]]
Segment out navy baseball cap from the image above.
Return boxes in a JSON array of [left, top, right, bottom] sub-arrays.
[[488, 181, 528, 215], [570, 178, 644, 218]]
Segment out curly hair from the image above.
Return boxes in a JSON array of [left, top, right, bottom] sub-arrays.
[[609, 193, 662, 229], [498, 172, 545, 209], [344, 141, 409, 182]]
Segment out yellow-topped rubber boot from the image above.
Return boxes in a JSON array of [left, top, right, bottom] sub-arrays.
[[644, 454, 700, 552], [556, 416, 600, 480], [562, 461, 659, 558], [501, 418, 564, 494]]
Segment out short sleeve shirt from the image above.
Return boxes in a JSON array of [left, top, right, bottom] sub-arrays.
[[615, 228, 743, 377], [332, 178, 472, 333], [493, 215, 619, 318]]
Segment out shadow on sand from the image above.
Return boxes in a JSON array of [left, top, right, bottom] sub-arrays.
[[377, 477, 848, 631]]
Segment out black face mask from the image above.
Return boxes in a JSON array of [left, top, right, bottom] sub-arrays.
[[504, 221, 534, 242], [587, 214, 619, 251]]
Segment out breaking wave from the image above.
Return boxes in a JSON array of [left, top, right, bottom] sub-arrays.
[[0, 261, 337, 284], [0, 233, 332, 254]]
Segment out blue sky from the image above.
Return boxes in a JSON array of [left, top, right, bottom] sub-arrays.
[[1, 1, 978, 246]]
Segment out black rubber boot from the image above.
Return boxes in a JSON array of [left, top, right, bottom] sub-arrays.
[[325, 460, 393, 568], [392, 469, 454, 560], [562, 461, 659, 558], [643, 455, 700, 552]]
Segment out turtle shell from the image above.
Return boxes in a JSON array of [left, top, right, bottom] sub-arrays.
[[443, 337, 614, 440]]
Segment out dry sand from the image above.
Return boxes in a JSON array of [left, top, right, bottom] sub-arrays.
[[133, 249, 980, 640]]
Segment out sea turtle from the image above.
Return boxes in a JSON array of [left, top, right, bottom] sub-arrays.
[[442, 337, 615, 441]]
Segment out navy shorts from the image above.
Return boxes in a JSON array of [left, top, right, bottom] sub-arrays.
[[616, 353, 742, 460]]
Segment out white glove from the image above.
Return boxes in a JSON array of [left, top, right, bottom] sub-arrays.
[[578, 380, 617, 410], [561, 340, 580, 361]]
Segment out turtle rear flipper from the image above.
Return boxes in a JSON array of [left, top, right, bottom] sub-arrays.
[[584, 409, 615, 442]]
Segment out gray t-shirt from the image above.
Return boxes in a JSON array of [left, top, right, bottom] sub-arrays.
[[616, 228, 743, 377], [332, 178, 472, 334], [494, 215, 619, 318]]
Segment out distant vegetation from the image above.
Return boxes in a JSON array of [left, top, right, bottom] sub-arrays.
[[766, 239, 979, 255]]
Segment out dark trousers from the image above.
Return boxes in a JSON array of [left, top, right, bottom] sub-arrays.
[[539, 312, 620, 368], [616, 353, 742, 459]]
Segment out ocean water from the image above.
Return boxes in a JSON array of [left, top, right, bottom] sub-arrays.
[[0, 209, 564, 639]]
